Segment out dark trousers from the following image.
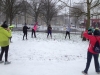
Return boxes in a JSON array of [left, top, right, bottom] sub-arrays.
[[10, 36, 12, 42], [31, 29, 36, 38], [84, 51, 99, 73], [0, 45, 9, 62], [47, 31, 52, 38], [65, 31, 70, 39], [23, 32, 27, 40]]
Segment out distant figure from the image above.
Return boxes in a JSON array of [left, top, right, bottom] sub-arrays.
[[9, 25, 14, 42], [23, 23, 30, 40], [31, 22, 38, 38], [65, 26, 71, 39], [0, 21, 11, 65], [47, 25, 52, 39]]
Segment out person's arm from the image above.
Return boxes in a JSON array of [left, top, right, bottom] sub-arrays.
[[83, 30, 92, 39], [51, 27, 52, 30], [27, 26, 30, 29]]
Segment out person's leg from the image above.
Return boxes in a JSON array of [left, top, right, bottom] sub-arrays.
[[83, 51, 92, 74], [47, 32, 49, 38], [26, 32, 27, 40], [68, 32, 70, 39], [4, 45, 11, 64], [33, 29, 36, 38], [24, 32, 27, 40], [23, 32, 25, 40], [0, 47, 5, 61], [65, 31, 68, 39], [5, 46, 9, 62], [50, 32, 52, 39], [10, 36, 12, 42], [93, 54, 100, 72], [31, 29, 33, 38]]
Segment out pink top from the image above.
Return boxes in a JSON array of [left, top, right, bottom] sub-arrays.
[[33, 22, 38, 31]]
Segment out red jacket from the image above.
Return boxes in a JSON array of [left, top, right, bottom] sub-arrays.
[[83, 30, 100, 54]]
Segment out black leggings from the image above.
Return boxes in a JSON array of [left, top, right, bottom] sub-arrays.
[[47, 32, 52, 38], [23, 32, 27, 40], [31, 29, 36, 38], [84, 51, 99, 73], [0, 45, 9, 62], [65, 31, 70, 39]]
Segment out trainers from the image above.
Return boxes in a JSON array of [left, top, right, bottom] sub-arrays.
[[4, 61, 11, 65], [82, 71, 88, 75], [0, 61, 4, 63]]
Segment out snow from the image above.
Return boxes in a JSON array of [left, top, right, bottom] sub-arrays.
[[0, 31, 99, 75]]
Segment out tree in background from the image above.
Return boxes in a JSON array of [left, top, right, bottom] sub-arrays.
[[19, 0, 31, 24], [40, 0, 60, 27], [1, 0, 22, 25], [59, 0, 100, 30], [70, 3, 85, 27], [28, 0, 42, 23]]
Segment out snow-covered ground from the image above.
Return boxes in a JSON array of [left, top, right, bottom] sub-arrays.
[[0, 31, 99, 75]]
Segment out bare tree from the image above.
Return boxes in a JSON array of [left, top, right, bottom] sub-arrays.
[[1, 0, 22, 25], [59, 0, 100, 29], [40, 0, 60, 26], [27, 0, 42, 23], [70, 3, 85, 26], [19, 0, 31, 23]]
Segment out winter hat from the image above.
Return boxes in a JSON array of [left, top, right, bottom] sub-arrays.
[[93, 29, 100, 36], [1, 23, 8, 28], [1, 21, 8, 28]]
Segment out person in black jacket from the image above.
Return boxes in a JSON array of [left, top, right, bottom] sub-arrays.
[[23, 23, 30, 40]]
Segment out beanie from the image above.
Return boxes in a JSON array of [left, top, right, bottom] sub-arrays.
[[1, 24, 8, 28], [93, 29, 100, 36]]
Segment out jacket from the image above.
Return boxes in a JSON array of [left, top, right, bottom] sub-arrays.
[[47, 26, 52, 31], [33, 25, 38, 31], [0, 27, 11, 47], [83, 30, 100, 54], [23, 25, 30, 33], [66, 26, 71, 32], [32, 22, 38, 31]]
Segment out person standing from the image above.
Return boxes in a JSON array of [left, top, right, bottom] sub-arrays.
[[82, 29, 100, 75], [31, 22, 38, 38], [0, 22, 11, 65], [9, 24, 14, 42], [23, 23, 30, 40], [47, 25, 52, 39], [65, 26, 71, 39]]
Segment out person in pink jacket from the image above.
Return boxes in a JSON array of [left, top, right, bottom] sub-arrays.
[[82, 29, 100, 75], [31, 22, 38, 38]]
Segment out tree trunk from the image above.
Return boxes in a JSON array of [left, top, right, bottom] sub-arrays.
[[82, 0, 91, 41], [86, 0, 91, 30], [24, 11, 26, 23], [35, 15, 38, 22], [10, 17, 13, 26], [5, 14, 9, 25]]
